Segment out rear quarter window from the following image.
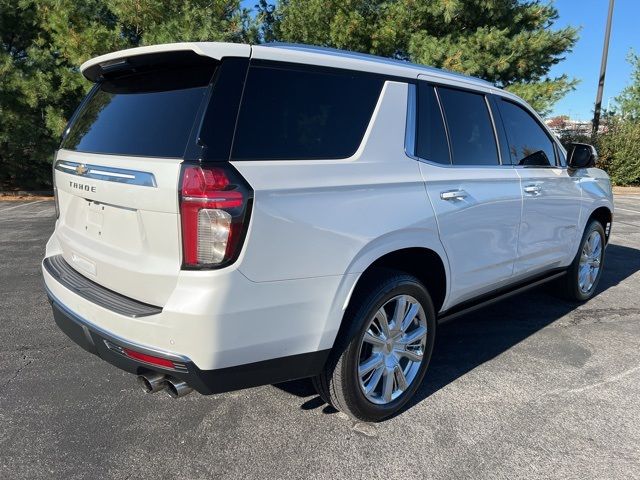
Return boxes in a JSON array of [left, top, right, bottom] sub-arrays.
[[231, 64, 384, 160]]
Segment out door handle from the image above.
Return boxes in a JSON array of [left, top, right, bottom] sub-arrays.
[[440, 189, 468, 201], [523, 184, 542, 195]]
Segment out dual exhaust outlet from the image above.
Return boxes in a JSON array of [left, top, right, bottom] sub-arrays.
[[137, 372, 193, 398]]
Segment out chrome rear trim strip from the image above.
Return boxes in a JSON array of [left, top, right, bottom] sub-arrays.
[[55, 160, 157, 187]]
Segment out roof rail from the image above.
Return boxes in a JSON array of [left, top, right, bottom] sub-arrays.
[[262, 42, 495, 88]]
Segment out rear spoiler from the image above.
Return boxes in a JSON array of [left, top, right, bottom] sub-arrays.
[[80, 42, 251, 82]]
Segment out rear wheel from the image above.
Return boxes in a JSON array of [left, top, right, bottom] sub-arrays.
[[313, 270, 436, 422], [557, 220, 606, 301]]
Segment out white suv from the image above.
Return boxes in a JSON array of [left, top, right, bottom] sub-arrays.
[[43, 42, 613, 421]]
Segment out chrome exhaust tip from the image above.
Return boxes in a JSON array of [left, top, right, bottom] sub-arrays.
[[165, 378, 193, 398], [138, 372, 167, 394]]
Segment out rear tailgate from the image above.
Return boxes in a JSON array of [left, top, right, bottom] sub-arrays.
[[52, 44, 251, 306], [54, 151, 182, 306]]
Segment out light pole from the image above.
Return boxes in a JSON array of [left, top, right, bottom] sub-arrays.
[[592, 0, 615, 137]]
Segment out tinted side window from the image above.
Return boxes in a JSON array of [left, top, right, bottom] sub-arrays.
[[416, 83, 450, 164], [499, 99, 556, 166], [232, 65, 384, 160], [62, 65, 214, 158], [438, 87, 499, 166], [197, 58, 249, 162]]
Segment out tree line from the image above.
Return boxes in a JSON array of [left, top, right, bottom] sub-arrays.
[[1, 0, 583, 189], [587, 53, 640, 186]]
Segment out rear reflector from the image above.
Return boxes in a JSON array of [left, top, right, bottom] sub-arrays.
[[179, 165, 251, 268], [122, 348, 176, 369]]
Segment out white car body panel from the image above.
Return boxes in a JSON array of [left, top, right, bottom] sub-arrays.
[[45, 232, 347, 369], [577, 168, 614, 233], [420, 163, 522, 307], [53, 150, 183, 305], [232, 81, 434, 282], [513, 166, 582, 276], [43, 42, 614, 384]]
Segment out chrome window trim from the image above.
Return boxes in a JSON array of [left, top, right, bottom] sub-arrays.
[[512, 165, 567, 171], [54, 160, 157, 187]]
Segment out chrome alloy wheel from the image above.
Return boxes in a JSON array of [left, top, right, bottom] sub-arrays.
[[356, 294, 427, 405], [578, 230, 603, 294]]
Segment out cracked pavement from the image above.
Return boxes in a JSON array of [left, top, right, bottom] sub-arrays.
[[1, 196, 639, 480]]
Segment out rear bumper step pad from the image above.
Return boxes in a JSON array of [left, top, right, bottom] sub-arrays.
[[43, 255, 162, 318]]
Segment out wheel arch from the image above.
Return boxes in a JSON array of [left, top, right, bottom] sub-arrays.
[[349, 248, 447, 315], [319, 242, 449, 357], [587, 206, 613, 243]]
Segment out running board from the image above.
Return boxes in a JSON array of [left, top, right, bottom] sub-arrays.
[[437, 270, 567, 324]]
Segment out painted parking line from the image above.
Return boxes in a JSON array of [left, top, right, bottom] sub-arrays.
[[0, 200, 47, 213], [615, 207, 640, 215]]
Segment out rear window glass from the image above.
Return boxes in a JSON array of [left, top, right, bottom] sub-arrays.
[[231, 65, 384, 160], [61, 65, 214, 158]]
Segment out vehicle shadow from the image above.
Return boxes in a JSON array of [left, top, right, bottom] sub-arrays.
[[273, 243, 640, 419]]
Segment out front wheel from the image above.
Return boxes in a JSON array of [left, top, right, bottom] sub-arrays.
[[313, 270, 436, 422], [558, 220, 606, 301]]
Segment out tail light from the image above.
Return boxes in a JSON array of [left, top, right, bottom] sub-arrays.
[[179, 164, 252, 269]]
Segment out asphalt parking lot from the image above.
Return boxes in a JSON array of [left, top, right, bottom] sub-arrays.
[[1, 196, 639, 480]]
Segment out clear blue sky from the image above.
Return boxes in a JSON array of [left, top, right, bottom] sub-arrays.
[[242, 0, 639, 120], [549, 0, 640, 120]]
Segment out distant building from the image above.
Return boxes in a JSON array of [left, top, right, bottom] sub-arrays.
[[545, 116, 607, 140]]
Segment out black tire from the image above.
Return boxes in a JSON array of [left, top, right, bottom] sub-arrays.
[[557, 220, 606, 302], [312, 269, 436, 422]]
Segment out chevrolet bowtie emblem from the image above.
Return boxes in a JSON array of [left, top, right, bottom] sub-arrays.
[[75, 164, 88, 175]]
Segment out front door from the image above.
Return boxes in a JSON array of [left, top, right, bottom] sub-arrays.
[[494, 97, 581, 276], [515, 167, 582, 275]]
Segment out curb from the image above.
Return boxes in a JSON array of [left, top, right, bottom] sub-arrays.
[[612, 187, 640, 195]]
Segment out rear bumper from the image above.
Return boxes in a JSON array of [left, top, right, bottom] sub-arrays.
[[46, 286, 329, 394]]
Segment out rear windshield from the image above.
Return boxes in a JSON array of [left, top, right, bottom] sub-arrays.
[[231, 64, 384, 160], [61, 65, 215, 158]]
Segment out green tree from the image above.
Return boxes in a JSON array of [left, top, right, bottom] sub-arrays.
[[1, 0, 54, 190], [0, 0, 249, 190], [615, 51, 640, 121], [262, 0, 578, 115], [596, 51, 640, 186]]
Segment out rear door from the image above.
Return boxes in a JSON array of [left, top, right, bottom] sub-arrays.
[[54, 52, 226, 306], [414, 80, 522, 307], [494, 97, 582, 276]]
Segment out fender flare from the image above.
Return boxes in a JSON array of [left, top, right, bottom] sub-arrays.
[[316, 228, 450, 351]]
